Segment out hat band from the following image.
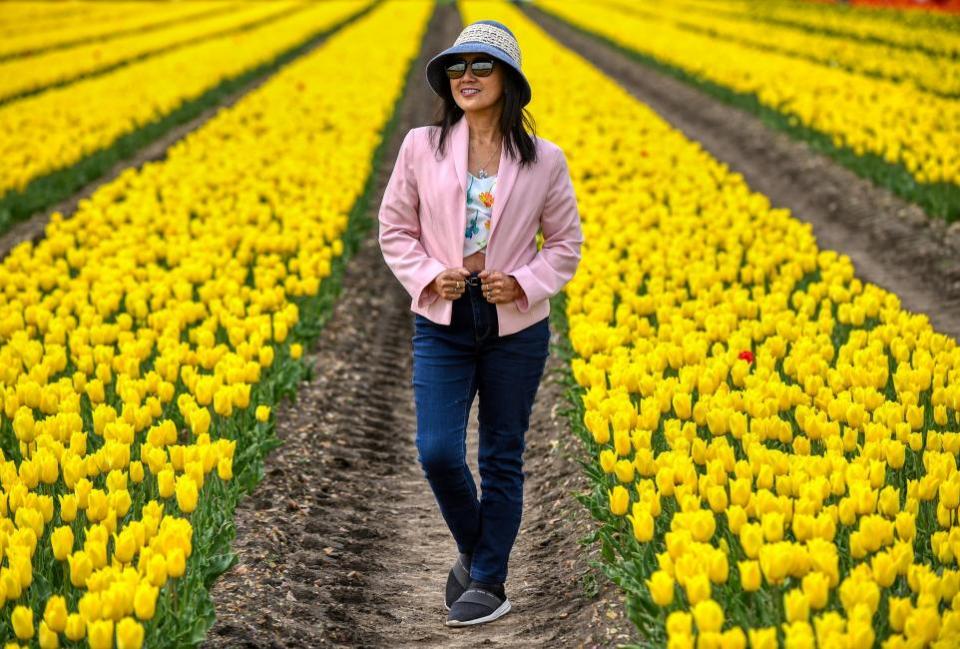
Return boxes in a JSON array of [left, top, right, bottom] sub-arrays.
[[452, 23, 522, 67]]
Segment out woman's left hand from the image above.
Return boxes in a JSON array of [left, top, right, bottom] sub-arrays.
[[478, 269, 525, 304]]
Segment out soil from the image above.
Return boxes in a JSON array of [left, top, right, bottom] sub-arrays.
[[523, 4, 960, 343], [203, 4, 639, 648]]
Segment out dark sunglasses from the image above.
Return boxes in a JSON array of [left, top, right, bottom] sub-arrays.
[[444, 57, 496, 79]]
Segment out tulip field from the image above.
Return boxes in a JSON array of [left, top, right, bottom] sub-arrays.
[[1, 0, 958, 647], [0, 0, 373, 232], [0, 0, 430, 646], [491, 0, 960, 646], [537, 0, 960, 222]]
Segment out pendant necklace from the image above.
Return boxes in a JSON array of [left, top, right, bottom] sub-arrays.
[[471, 138, 502, 179]]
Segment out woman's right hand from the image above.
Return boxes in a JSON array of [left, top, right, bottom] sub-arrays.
[[432, 267, 472, 300]]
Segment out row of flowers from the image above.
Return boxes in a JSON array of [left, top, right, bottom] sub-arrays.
[[0, 1, 432, 646], [0, 2, 237, 60], [677, 0, 960, 58], [462, 0, 960, 646], [614, 0, 959, 98], [0, 2, 219, 59], [0, 0, 372, 217], [536, 0, 960, 221], [0, 1, 301, 102]]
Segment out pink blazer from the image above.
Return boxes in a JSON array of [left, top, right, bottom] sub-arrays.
[[377, 115, 583, 336]]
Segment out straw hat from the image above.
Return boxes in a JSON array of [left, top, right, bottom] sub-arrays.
[[425, 20, 531, 107]]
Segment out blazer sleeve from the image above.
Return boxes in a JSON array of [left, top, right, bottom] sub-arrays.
[[378, 129, 448, 308], [509, 147, 583, 312]]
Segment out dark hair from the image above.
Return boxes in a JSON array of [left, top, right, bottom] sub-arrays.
[[428, 59, 537, 167]]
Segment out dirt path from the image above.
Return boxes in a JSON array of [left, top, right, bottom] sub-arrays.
[[204, 4, 638, 648], [524, 4, 960, 343]]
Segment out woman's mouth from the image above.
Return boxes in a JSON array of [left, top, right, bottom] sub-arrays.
[[461, 88, 480, 97]]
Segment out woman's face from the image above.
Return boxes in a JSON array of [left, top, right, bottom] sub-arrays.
[[448, 52, 504, 114]]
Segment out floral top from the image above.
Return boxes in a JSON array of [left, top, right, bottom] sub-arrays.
[[463, 171, 496, 256]]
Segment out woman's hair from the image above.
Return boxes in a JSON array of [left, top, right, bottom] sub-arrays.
[[427, 60, 538, 167]]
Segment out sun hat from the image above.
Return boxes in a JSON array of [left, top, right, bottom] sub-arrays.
[[425, 20, 531, 107]]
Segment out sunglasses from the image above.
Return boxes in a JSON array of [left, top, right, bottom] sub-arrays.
[[444, 57, 496, 79]]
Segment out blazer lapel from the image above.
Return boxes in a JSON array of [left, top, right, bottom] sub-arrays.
[[447, 116, 520, 254], [451, 116, 469, 202], [488, 140, 519, 243]]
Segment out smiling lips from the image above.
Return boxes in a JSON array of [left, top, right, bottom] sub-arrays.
[[461, 87, 480, 96]]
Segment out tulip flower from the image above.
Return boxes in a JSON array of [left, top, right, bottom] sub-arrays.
[[12, 605, 34, 640], [608, 485, 629, 516]]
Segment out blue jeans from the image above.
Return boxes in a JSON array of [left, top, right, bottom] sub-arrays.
[[412, 270, 550, 584]]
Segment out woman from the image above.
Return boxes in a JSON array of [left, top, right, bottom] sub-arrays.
[[377, 19, 582, 627]]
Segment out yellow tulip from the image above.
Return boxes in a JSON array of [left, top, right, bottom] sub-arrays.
[[801, 571, 830, 610], [739, 560, 761, 592], [43, 595, 68, 633], [38, 620, 59, 649], [166, 547, 186, 578], [889, 596, 912, 632], [614, 459, 635, 484], [51, 526, 73, 561], [290, 343, 303, 360], [217, 457, 233, 481], [64, 613, 86, 642], [157, 469, 175, 499], [608, 485, 629, 516], [783, 589, 809, 623], [134, 583, 158, 621], [87, 619, 114, 649], [628, 508, 654, 543], [113, 528, 138, 564], [12, 605, 34, 640], [189, 407, 211, 437], [693, 599, 724, 633], [748, 628, 777, 649], [871, 552, 897, 588], [116, 617, 144, 649], [255, 405, 271, 423], [599, 449, 617, 474], [666, 611, 693, 638], [647, 570, 674, 607], [67, 550, 92, 588], [739, 523, 763, 559], [684, 573, 711, 605], [175, 475, 199, 514]]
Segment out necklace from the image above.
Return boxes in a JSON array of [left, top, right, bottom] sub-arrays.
[[471, 138, 502, 179]]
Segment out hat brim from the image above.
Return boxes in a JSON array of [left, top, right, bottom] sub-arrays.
[[425, 43, 531, 107]]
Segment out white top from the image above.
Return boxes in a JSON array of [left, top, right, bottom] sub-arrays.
[[463, 171, 497, 256]]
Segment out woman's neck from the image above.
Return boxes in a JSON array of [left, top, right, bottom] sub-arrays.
[[464, 107, 502, 147]]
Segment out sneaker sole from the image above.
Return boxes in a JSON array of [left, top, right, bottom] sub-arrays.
[[445, 599, 511, 627]]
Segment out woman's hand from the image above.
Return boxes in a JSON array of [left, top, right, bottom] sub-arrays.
[[478, 269, 525, 304], [432, 267, 472, 300]]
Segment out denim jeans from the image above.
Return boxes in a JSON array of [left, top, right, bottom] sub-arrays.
[[412, 270, 550, 585]]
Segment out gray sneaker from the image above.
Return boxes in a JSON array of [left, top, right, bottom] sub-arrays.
[[446, 580, 511, 627], [444, 552, 472, 611]]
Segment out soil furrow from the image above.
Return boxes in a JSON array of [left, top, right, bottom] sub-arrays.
[[204, 3, 638, 648], [524, 4, 960, 342]]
